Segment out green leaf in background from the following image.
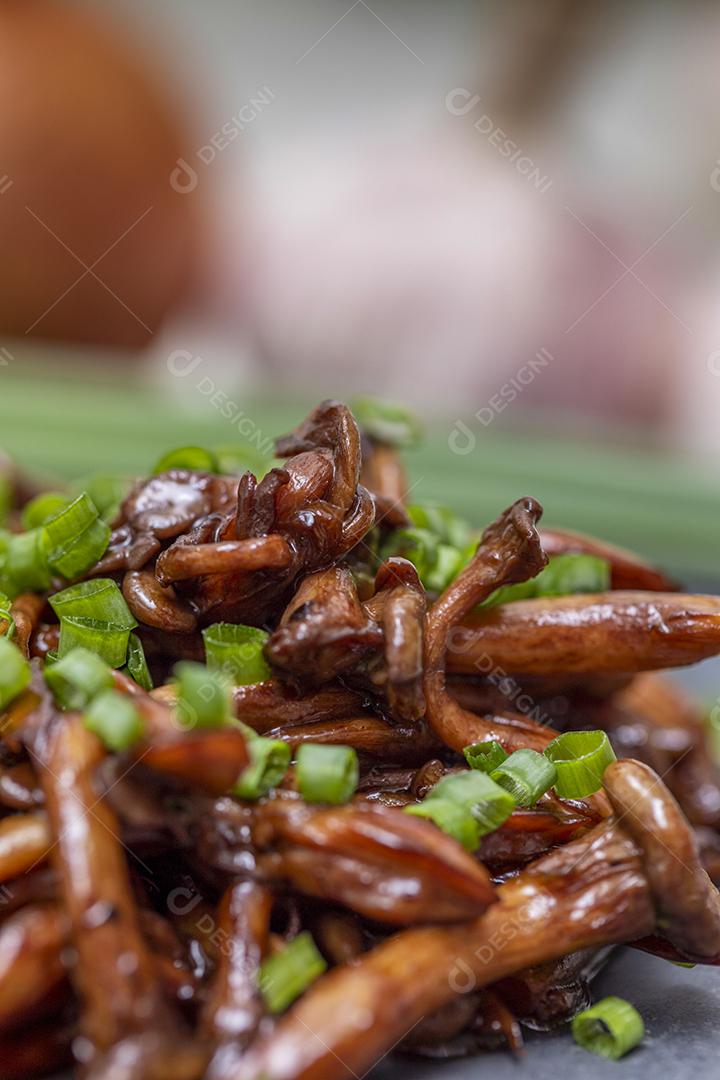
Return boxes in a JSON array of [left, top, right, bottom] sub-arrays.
[[1, 364, 718, 582], [73, 474, 130, 522], [0, 471, 11, 527], [212, 444, 278, 478]]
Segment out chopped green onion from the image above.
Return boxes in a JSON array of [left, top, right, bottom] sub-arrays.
[[0, 591, 15, 639], [379, 512, 476, 593], [259, 931, 327, 1014], [44, 646, 113, 710], [174, 661, 231, 729], [296, 744, 358, 805], [49, 578, 136, 627], [0, 637, 31, 711], [380, 527, 464, 593], [490, 748, 557, 806], [481, 578, 539, 608], [463, 740, 508, 773], [407, 504, 471, 550], [381, 526, 437, 574], [153, 446, 220, 475], [203, 622, 271, 685], [350, 396, 422, 447], [571, 996, 644, 1060], [51, 579, 136, 668], [0, 528, 51, 597], [425, 543, 467, 592], [58, 617, 132, 668], [84, 689, 144, 752], [483, 554, 611, 608], [21, 492, 70, 530], [44, 493, 110, 579], [429, 771, 515, 836], [536, 553, 610, 596], [234, 736, 291, 799], [544, 730, 617, 798], [122, 633, 153, 691], [405, 797, 480, 851]]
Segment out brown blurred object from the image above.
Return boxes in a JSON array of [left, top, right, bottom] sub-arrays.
[[0, 0, 204, 347]]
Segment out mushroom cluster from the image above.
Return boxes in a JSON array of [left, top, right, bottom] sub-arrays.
[[1, 400, 719, 1079]]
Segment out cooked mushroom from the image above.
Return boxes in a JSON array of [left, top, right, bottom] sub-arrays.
[[2, 398, 720, 1079]]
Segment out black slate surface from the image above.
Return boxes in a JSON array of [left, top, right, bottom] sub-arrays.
[[371, 949, 720, 1080]]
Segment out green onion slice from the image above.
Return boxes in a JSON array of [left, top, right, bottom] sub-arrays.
[[380, 527, 464, 593], [58, 617, 132, 668], [174, 661, 231, 729], [379, 520, 475, 594], [490, 748, 557, 807], [0, 637, 31, 711], [50, 578, 136, 627], [259, 931, 327, 1015], [536, 553, 610, 596], [425, 543, 467, 593], [296, 744, 359, 805], [84, 689, 145, 752], [544, 730, 617, 798], [463, 740, 508, 773], [21, 492, 71, 530], [203, 622, 271, 685], [45, 493, 110, 579], [153, 446, 220, 475], [350, 396, 422, 448], [234, 736, 291, 799], [571, 996, 644, 1060], [0, 528, 51, 597], [484, 553, 611, 608], [428, 771, 515, 836], [51, 580, 137, 668], [407, 503, 470, 550], [44, 646, 113, 711], [405, 798, 480, 851], [122, 633, 153, 691]]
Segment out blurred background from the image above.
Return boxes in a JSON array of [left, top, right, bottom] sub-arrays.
[[1, 0, 719, 583]]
